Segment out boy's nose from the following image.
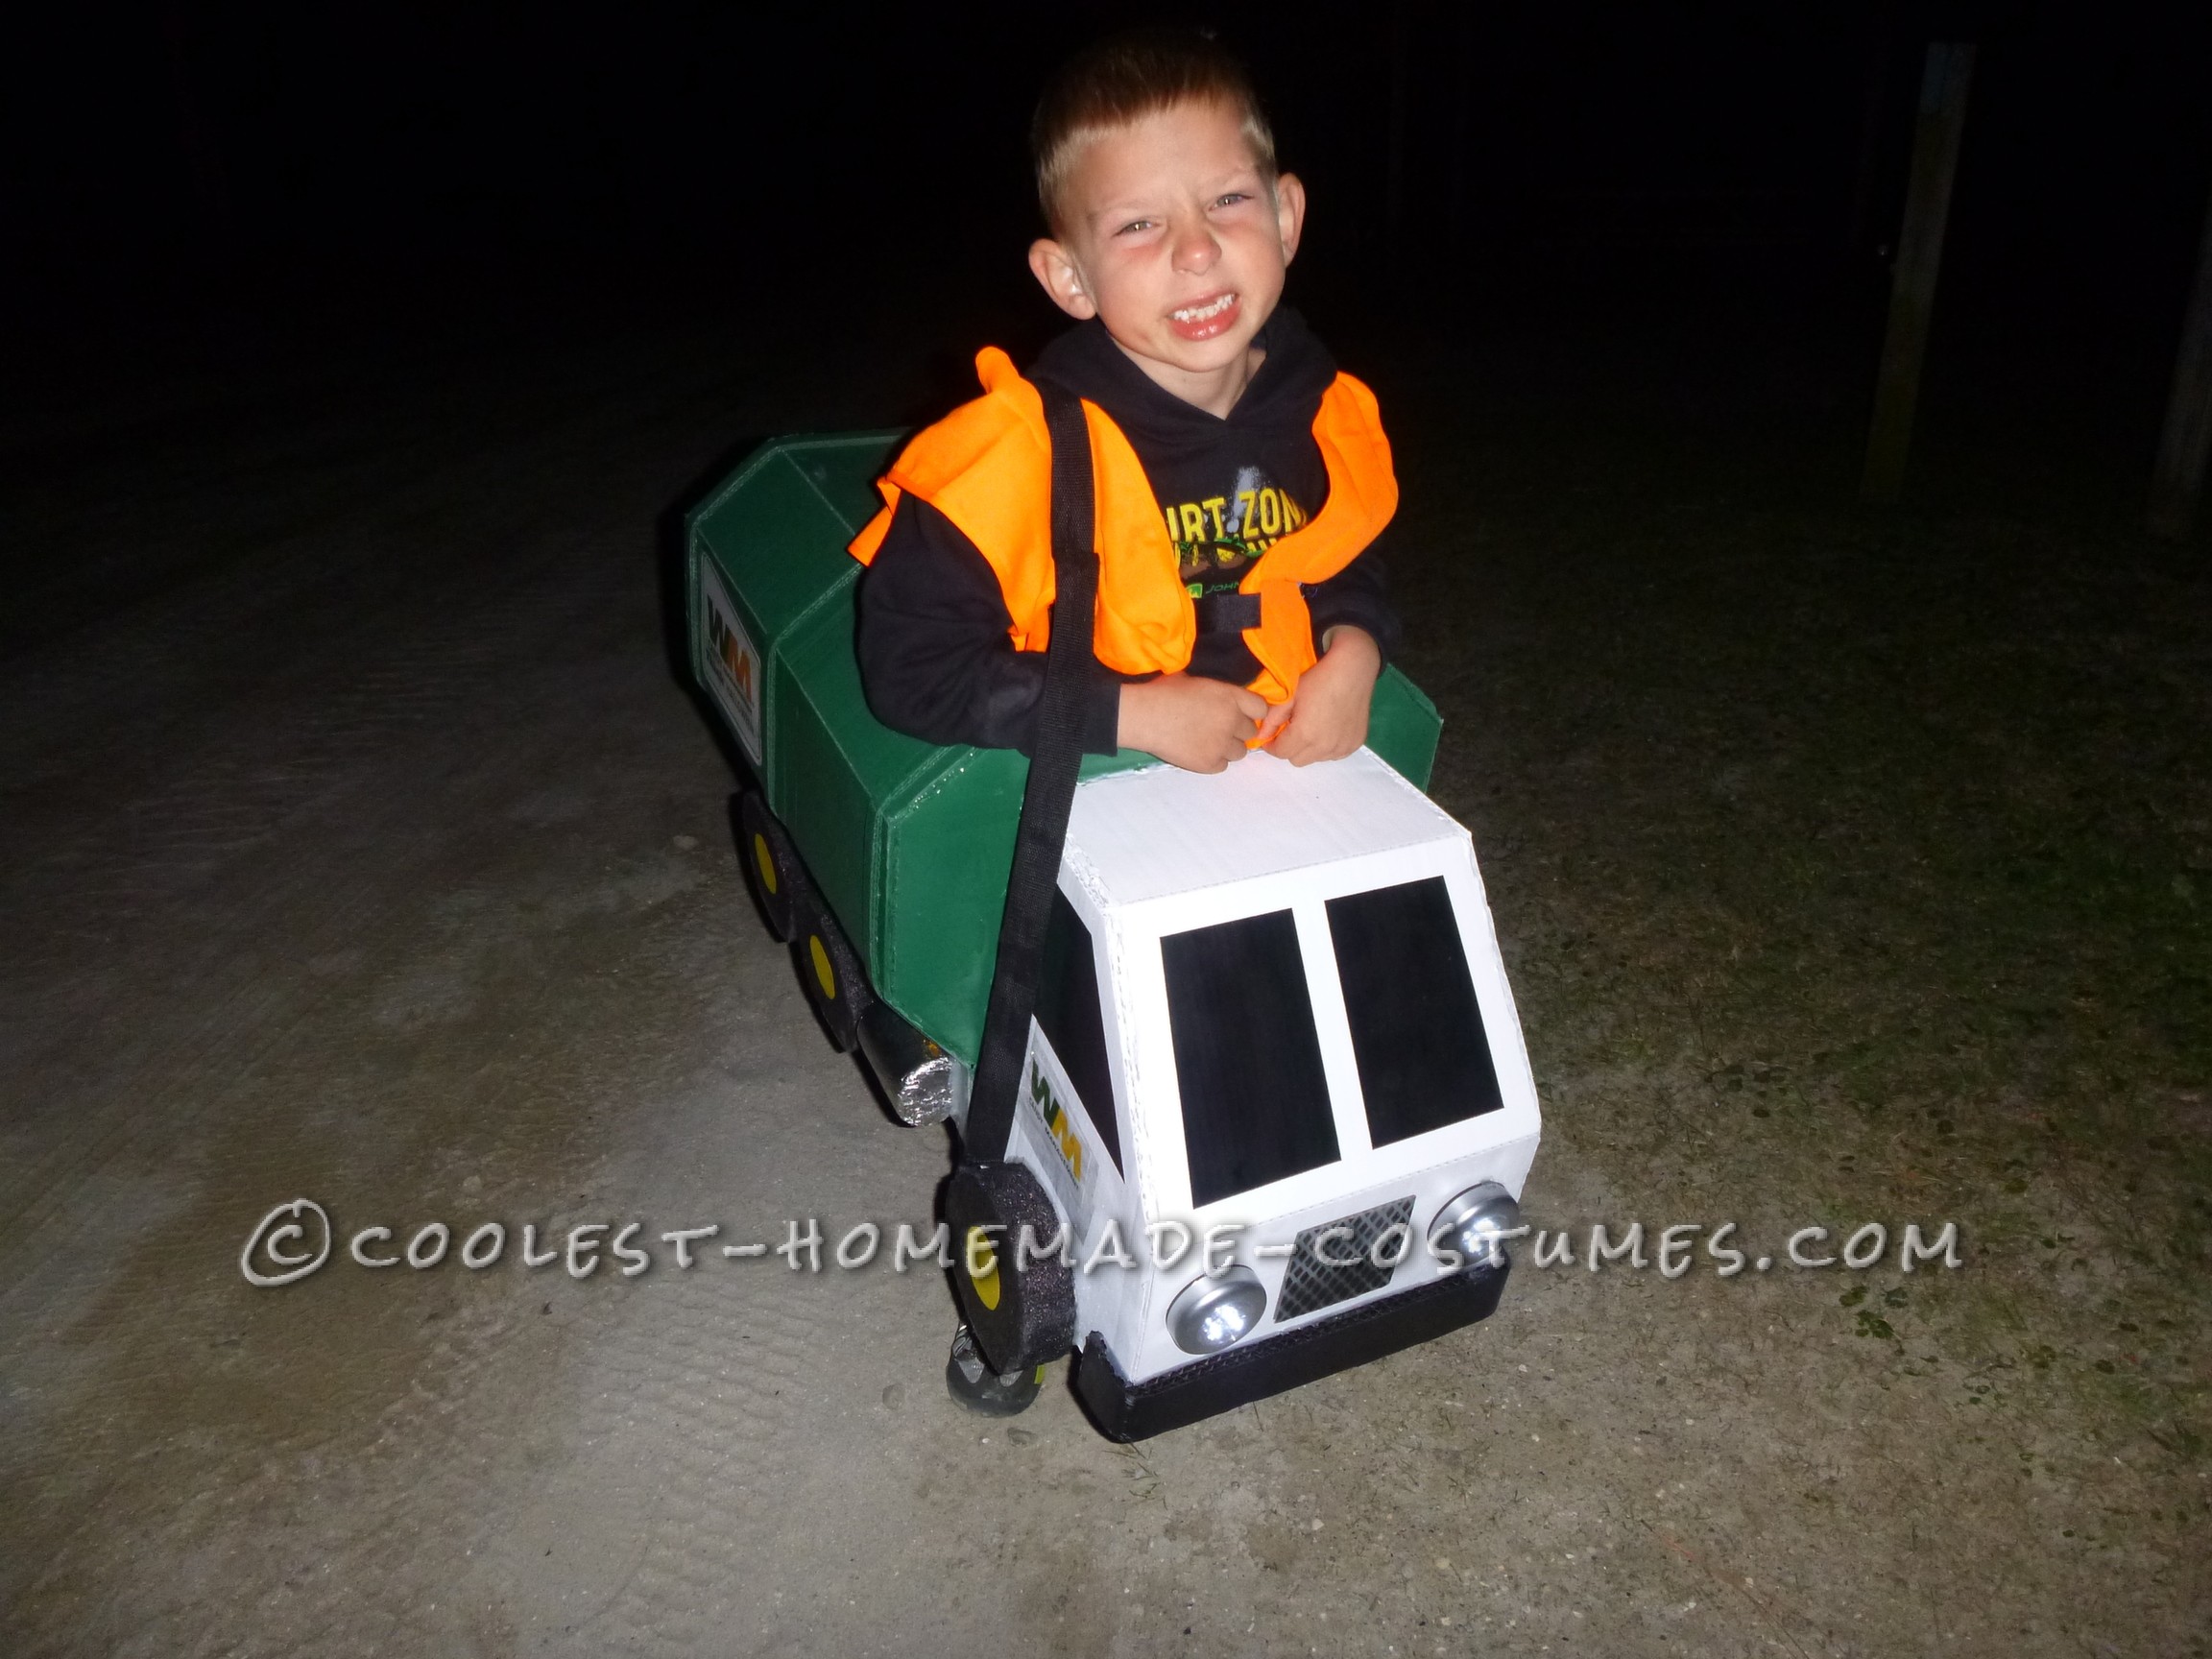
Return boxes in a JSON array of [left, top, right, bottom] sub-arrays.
[[1170, 221, 1219, 275]]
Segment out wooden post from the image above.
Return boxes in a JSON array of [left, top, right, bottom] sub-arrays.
[[1861, 41, 1976, 504], [2149, 178, 2212, 541]]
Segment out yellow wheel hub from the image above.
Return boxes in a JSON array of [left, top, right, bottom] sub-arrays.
[[965, 1226, 1001, 1310]]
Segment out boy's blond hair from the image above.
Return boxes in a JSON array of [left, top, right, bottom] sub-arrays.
[[1031, 29, 1278, 234]]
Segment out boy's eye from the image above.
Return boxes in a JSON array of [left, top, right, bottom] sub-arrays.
[[1115, 219, 1155, 236], [1213, 192, 1250, 208]]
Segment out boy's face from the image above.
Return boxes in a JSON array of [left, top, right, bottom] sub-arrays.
[[1028, 98, 1305, 414]]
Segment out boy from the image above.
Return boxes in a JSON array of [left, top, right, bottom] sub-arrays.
[[852, 29, 1400, 774]]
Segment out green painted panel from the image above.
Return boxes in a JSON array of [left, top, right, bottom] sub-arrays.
[[777, 433, 902, 531], [771, 585, 941, 944], [872, 745, 1154, 1062], [1366, 664, 1441, 790], [690, 434, 899, 638], [687, 434, 901, 781], [694, 455, 840, 648], [875, 748, 1027, 1063]]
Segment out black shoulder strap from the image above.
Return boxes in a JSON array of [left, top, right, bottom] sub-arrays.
[[963, 384, 1099, 1161]]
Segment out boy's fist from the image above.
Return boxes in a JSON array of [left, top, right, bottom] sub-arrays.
[[1257, 626, 1380, 766], [1118, 674, 1268, 773]]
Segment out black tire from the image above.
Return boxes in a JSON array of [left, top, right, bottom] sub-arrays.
[[793, 902, 868, 1054], [944, 1160, 1076, 1375], [734, 791, 798, 942], [944, 1324, 1046, 1417]]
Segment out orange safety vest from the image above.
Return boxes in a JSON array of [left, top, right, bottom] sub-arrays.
[[849, 347, 1397, 705]]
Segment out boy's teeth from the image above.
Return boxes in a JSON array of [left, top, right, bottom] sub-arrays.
[[1172, 294, 1235, 322]]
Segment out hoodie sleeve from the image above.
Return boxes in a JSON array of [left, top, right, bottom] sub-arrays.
[[856, 493, 1126, 757], [1303, 532, 1404, 664]]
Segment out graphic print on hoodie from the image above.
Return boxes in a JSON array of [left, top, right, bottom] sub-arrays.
[[1162, 462, 1313, 598]]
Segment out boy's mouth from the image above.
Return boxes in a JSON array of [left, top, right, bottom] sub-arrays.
[[1167, 291, 1239, 341]]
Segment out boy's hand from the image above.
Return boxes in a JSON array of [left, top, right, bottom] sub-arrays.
[[1118, 674, 1268, 773], [1259, 626, 1381, 766]]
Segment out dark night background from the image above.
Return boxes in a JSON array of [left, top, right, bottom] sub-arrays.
[[6, 8, 2212, 1648], [9, 2, 2211, 509]]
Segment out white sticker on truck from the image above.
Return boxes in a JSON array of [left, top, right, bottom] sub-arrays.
[[699, 559, 764, 766], [1021, 1023, 1099, 1233]]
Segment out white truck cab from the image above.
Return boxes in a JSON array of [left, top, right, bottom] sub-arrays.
[[966, 745, 1542, 1438]]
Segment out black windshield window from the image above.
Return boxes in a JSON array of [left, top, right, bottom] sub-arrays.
[[1161, 909, 1338, 1205], [1037, 889, 1120, 1175], [1327, 877, 1503, 1145]]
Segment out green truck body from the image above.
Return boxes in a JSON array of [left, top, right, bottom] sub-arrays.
[[684, 433, 1443, 1065]]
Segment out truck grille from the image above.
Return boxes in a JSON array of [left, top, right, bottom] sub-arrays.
[[1274, 1196, 1415, 1323]]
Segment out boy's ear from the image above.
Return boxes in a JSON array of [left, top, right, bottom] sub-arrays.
[[1274, 172, 1308, 265], [1027, 238, 1097, 321]]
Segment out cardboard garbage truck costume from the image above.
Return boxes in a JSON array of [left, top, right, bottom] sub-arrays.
[[685, 424, 1542, 1441]]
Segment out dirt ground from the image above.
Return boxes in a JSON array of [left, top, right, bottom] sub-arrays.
[[2, 297, 2205, 1658]]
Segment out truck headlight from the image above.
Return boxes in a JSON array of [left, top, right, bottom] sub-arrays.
[[1429, 1182, 1521, 1267], [1166, 1264, 1267, 1355]]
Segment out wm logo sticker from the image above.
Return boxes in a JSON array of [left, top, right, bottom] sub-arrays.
[[1028, 1059, 1085, 1185]]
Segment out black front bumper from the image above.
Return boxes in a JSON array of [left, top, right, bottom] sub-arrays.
[[1072, 1260, 1510, 1441]]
